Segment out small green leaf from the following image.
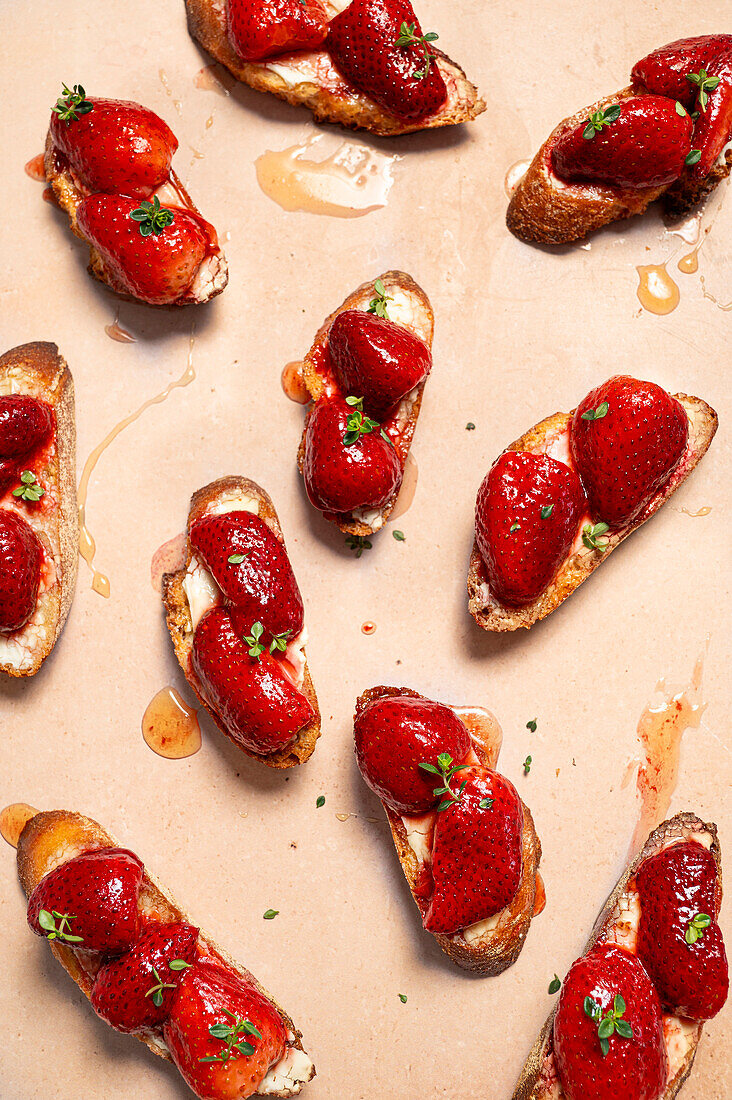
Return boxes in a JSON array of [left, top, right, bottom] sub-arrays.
[[613, 994, 625, 1016], [599, 1036, 610, 1057], [581, 401, 609, 421], [685, 149, 702, 166], [209, 1023, 232, 1038], [523, 755, 532, 774], [478, 797, 494, 810], [235, 1041, 256, 1056], [616, 1019, 633, 1038], [263, 909, 279, 920], [394, 19, 439, 79], [526, 718, 537, 733], [548, 975, 561, 994], [51, 83, 94, 123], [584, 996, 598, 1019], [466, 422, 476, 431], [419, 762, 440, 774], [398, 993, 408, 1003], [316, 795, 325, 808], [38, 909, 56, 931], [13, 470, 45, 502], [367, 278, 393, 319], [604, 105, 621, 122], [345, 534, 372, 558], [269, 629, 292, 655], [582, 522, 610, 553], [152, 989, 164, 1007], [510, 521, 520, 533], [598, 1017, 615, 1040], [540, 505, 554, 519], [228, 553, 245, 564], [675, 100, 687, 117], [393, 529, 406, 541], [169, 959, 192, 971]]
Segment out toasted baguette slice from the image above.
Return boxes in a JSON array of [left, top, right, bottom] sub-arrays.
[[163, 476, 321, 768], [0, 342, 77, 677], [16, 810, 314, 1098], [44, 129, 228, 306], [359, 685, 542, 973], [297, 270, 432, 537], [512, 812, 722, 1100], [507, 87, 732, 244], [468, 392, 718, 633], [186, 0, 485, 136]]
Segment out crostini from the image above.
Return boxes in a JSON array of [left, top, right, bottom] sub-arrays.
[[44, 83, 228, 305], [186, 0, 485, 136], [0, 342, 77, 677], [512, 812, 728, 1100], [354, 686, 542, 973], [163, 476, 320, 768], [468, 375, 717, 633], [507, 34, 732, 243], [297, 270, 432, 539], [16, 810, 314, 1099]]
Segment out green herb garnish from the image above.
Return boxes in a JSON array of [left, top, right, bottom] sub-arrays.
[[584, 993, 633, 1056], [685, 149, 702, 166], [343, 396, 380, 447], [13, 470, 44, 502], [549, 975, 561, 994], [269, 629, 292, 655], [367, 278, 392, 319], [466, 422, 476, 431], [686, 69, 721, 112], [228, 553, 246, 564], [582, 104, 621, 140], [395, 21, 439, 80], [478, 797, 494, 810], [541, 504, 554, 519], [510, 521, 520, 533], [419, 752, 469, 812], [37, 909, 84, 943], [582, 521, 610, 553], [316, 795, 325, 808], [393, 529, 406, 541], [130, 195, 175, 237], [346, 534, 372, 558], [526, 718, 537, 733], [263, 909, 279, 920], [581, 401, 609, 421], [398, 993, 408, 1003], [198, 1010, 262, 1064], [523, 755, 532, 774], [243, 622, 266, 659], [52, 83, 93, 123], [685, 912, 712, 945]]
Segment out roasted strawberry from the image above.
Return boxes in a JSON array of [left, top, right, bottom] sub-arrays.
[[163, 958, 287, 1100], [551, 95, 692, 189], [327, 0, 448, 122], [328, 310, 432, 419], [570, 375, 688, 529], [50, 86, 177, 196], [687, 47, 732, 178], [302, 396, 401, 515], [226, 0, 328, 61], [423, 767, 523, 934], [553, 943, 667, 1100], [636, 841, 729, 1021], [91, 920, 199, 1032], [0, 510, 43, 633], [474, 451, 585, 607], [0, 395, 54, 458], [631, 35, 730, 108], [189, 512, 304, 645], [27, 847, 144, 955], [354, 692, 471, 814], [76, 194, 213, 305], [192, 607, 314, 754]]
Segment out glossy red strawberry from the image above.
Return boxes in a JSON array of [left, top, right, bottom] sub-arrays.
[[91, 920, 199, 1032], [570, 375, 688, 529], [423, 767, 523, 934], [475, 450, 585, 607], [0, 510, 43, 633], [686, 45, 732, 178], [190, 512, 304, 645], [0, 459, 18, 497], [354, 692, 471, 814], [0, 396, 54, 458], [636, 841, 729, 1021], [302, 396, 401, 515], [327, 0, 448, 121], [227, 0, 328, 61], [27, 847, 144, 955], [554, 943, 667, 1100], [328, 310, 431, 419], [163, 958, 287, 1100], [76, 194, 213, 305], [552, 95, 692, 189], [50, 87, 177, 196], [192, 607, 313, 754], [631, 35, 730, 106]]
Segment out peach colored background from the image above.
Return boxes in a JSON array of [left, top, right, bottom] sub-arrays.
[[1, 1, 730, 1097]]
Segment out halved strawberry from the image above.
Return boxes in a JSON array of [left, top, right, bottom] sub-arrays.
[[636, 841, 729, 1021], [191, 607, 314, 754], [631, 35, 730, 107], [0, 396, 54, 458], [474, 451, 586, 607], [163, 958, 287, 1100], [189, 512, 304, 646], [50, 86, 178, 196], [354, 692, 471, 814], [551, 95, 692, 189], [76, 194, 214, 305], [302, 396, 401, 515], [327, 0, 448, 122], [226, 0, 328, 61], [27, 847, 144, 955], [0, 510, 43, 633], [570, 375, 688, 529], [328, 309, 432, 419], [553, 943, 667, 1100], [423, 767, 523, 934], [91, 920, 199, 1032]]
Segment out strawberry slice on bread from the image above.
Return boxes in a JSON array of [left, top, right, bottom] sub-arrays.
[[162, 476, 320, 769], [468, 376, 717, 632], [354, 685, 542, 973], [512, 812, 728, 1100]]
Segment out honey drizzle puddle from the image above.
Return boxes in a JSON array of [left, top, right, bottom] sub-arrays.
[[105, 309, 136, 343], [680, 506, 712, 518], [255, 136, 398, 217], [0, 803, 38, 848], [142, 687, 201, 759], [159, 69, 182, 115], [635, 264, 680, 315], [629, 655, 707, 856], [25, 154, 46, 182], [700, 276, 732, 311], [281, 360, 310, 404], [390, 452, 418, 520], [78, 330, 196, 597], [504, 159, 530, 197]]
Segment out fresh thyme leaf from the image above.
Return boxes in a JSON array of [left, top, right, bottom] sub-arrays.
[[478, 797, 494, 809], [130, 195, 175, 237], [367, 278, 393, 318], [466, 422, 476, 430], [243, 622, 266, 660], [685, 148, 702, 166], [523, 755, 532, 774], [398, 993, 408, 1003], [13, 470, 44, 502], [342, 397, 380, 447], [228, 553, 246, 564], [395, 21, 439, 80], [526, 718, 537, 733], [685, 912, 711, 944], [541, 504, 554, 519], [393, 529, 406, 541], [316, 795, 325, 808], [583, 105, 621, 139], [510, 521, 520, 533], [686, 68, 721, 112], [584, 991, 633, 1055], [582, 521, 610, 553], [37, 909, 84, 943], [548, 975, 561, 994], [345, 534, 372, 558], [269, 629, 292, 655], [419, 754, 470, 812], [51, 82, 93, 123], [263, 909, 279, 920], [581, 401, 609, 421]]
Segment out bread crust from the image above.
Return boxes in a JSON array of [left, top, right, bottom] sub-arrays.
[[0, 342, 77, 677], [297, 270, 433, 537], [43, 130, 228, 307], [507, 87, 732, 244], [185, 0, 485, 136], [16, 809, 314, 1097], [162, 475, 321, 768], [468, 393, 718, 633], [358, 685, 542, 974], [511, 812, 722, 1100]]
